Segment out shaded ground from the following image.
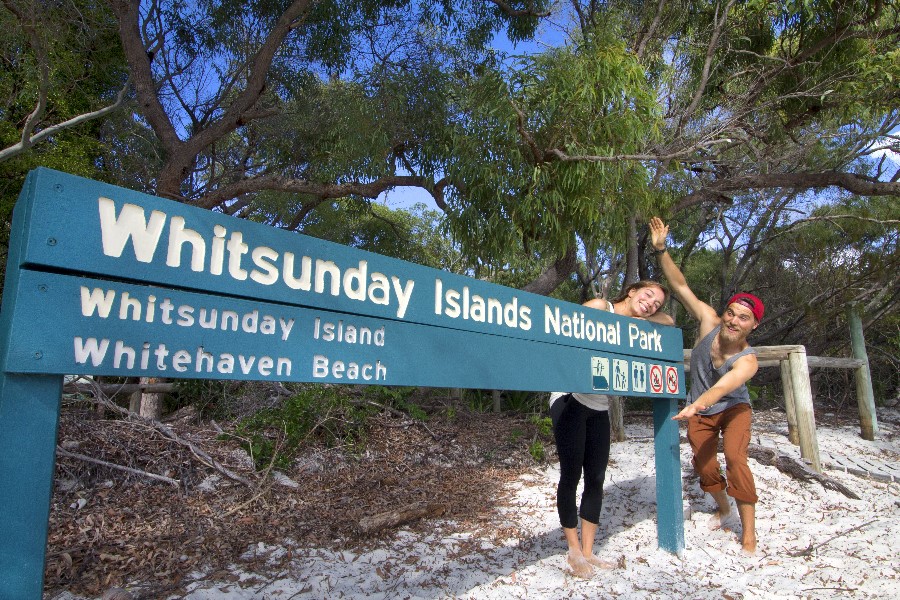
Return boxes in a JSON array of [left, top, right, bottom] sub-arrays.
[[44, 400, 548, 599]]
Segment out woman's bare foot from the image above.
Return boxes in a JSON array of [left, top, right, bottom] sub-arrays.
[[741, 535, 758, 555], [567, 549, 594, 579], [584, 553, 618, 569]]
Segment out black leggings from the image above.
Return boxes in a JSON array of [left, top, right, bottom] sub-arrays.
[[551, 394, 611, 529]]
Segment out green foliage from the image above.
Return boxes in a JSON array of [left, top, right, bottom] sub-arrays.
[[667, 189, 899, 406], [746, 383, 761, 403], [527, 414, 553, 462], [529, 414, 552, 438], [464, 388, 493, 413], [445, 34, 663, 262], [1, 0, 128, 298], [458, 389, 544, 414], [230, 385, 417, 470], [502, 390, 542, 413], [297, 200, 467, 272], [0, 0, 126, 171], [170, 379, 230, 415], [528, 439, 545, 462]]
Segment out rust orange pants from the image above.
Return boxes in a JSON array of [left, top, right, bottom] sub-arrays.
[[687, 403, 758, 504]]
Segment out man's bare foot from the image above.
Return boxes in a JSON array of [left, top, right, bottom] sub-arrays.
[[707, 509, 731, 530], [584, 554, 618, 569], [567, 549, 594, 579], [741, 536, 758, 555]]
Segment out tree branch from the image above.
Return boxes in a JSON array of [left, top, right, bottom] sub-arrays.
[[487, 0, 551, 18], [81, 389, 255, 487], [544, 136, 734, 164], [677, 0, 735, 132], [194, 174, 433, 210], [706, 172, 900, 197], [634, 0, 667, 60], [56, 446, 180, 486], [0, 82, 130, 162], [110, 0, 182, 153], [111, 0, 315, 199], [3, 0, 50, 152], [521, 244, 577, 295]]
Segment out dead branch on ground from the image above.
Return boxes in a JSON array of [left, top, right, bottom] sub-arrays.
[[71, 382, 255, 487], [748, 443, 860, 499]]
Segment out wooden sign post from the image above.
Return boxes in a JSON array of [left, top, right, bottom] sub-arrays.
[[0, 169, 686, 598]]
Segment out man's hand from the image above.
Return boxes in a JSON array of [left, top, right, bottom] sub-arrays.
[[672, 402, 701, 420], [649, 217, 668, 251]]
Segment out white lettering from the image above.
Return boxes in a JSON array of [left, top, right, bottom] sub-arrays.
[[97, 198, 166, 262], [73, 337, 110, 366], [80, 287, 115, 317], [166, 216, 206, 271], [312, 355, 387, 381], [95, 199, 422, 321]]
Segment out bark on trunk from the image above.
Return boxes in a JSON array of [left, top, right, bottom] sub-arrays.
[[522, 245, 577, 296], [138, 377, 165, 420]]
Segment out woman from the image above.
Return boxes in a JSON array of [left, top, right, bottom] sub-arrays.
[[549, 281, 674, 578]]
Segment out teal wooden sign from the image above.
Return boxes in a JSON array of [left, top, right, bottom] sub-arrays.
[[4, 168, 683, 391], [0, 169, 686, 598], [7, 270, 680, 393]]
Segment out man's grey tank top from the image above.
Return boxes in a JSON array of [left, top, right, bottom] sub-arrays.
[[688, 325, 756, 416]]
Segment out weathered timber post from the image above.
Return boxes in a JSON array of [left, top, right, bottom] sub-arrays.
[[847, 303, 878, 440], [609, 396, 626, 442], [787, 347, 821, 472], [779, 360, 800, 445]]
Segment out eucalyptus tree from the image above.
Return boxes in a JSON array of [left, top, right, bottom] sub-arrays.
[[0, 0, 129, 298], [391, 1, 900, 302], [0, 0, 128, 164], [484, 1, 899, 402], [98, 0, 555, 416], [505, 1, 900, 291], [104, 0, 546, 204]]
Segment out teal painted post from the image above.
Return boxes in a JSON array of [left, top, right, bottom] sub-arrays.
[[0, 169, 63, 598], [0, 373, 62, 599], [653, 398, 685, 555]]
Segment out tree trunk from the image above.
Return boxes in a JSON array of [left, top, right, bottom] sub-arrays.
[[138, 377, 165, 419], [624, 213, 639, 285], [128, 390, 142, 414], [748, 443, 858, 499], [609, 396, 626, 442], [357, 501, 447, 534], [522, 245, 577, 296]]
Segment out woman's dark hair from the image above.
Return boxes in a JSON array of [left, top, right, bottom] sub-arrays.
[[610, 280, 670, 305]]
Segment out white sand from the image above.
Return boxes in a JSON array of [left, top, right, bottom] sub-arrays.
[[56, 408, 900, 600], [169, 408, 899, 600]]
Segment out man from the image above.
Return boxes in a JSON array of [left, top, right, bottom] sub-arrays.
[[649, 217, 763, 554]]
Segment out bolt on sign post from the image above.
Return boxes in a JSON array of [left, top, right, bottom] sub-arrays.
[[0, 169, 687, 598]]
